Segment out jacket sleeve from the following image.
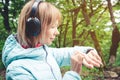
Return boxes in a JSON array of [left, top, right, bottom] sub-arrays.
[[49, 46, 94, 67], [63, 71, 82, 80], [6, 66, 35, 80]]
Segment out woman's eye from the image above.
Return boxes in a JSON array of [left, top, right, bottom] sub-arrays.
[[51, 26, 57, 29], [51, 26, 55, 28]]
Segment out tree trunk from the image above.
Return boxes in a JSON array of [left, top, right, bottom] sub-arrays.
[[81, 0, 105, 66], [71, 8, 80, 46], [89, 31, 106, 66], [1, 0, 11, 32], [107, 0, 120, 65], [63, 20, 69, 47]]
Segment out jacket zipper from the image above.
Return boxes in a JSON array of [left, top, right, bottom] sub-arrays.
[[43, 45, 57, 80]]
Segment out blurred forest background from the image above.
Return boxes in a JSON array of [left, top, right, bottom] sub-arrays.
[[0, 0, 120, 80]]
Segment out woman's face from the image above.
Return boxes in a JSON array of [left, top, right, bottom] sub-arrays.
[[41, 21, 59, 45]]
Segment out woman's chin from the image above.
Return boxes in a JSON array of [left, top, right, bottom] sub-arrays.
[[46, 42, 52, 45]]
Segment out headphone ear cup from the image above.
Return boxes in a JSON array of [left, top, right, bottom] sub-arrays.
[[26, 17, 41, 36]]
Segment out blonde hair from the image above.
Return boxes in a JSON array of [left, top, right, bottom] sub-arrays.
[[17, 0, 62, 48]]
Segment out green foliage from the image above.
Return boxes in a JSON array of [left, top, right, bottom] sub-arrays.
[[0, 0, 120, 79], [0, 59, 4, 69], [0, 76, 4, 80], [112, 45, 120, 66], [0, 25, 8, 70], [0, 23, 9, 55], [61, 66, 104, 80], [81, 66, 104, 80]]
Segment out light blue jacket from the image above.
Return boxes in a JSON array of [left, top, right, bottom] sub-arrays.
[[2, 34, 93, 80]]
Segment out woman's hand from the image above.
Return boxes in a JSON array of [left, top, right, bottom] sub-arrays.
[[71, 51, 84, 74], [83, 49, 103, 69]]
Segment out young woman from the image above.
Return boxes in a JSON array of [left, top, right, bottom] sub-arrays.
[[2, 0, 102, 80]]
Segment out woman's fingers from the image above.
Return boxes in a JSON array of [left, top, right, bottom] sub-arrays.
[[83, 50, 103, 68], [88, 50, 103, 65], [84, 55, 100, 68], [83, 58, 94, 69]]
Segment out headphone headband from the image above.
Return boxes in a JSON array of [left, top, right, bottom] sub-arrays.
[[30, 0, 42, 17]]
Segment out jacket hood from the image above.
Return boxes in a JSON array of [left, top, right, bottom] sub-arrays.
[[2, 34, 45, 68]]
